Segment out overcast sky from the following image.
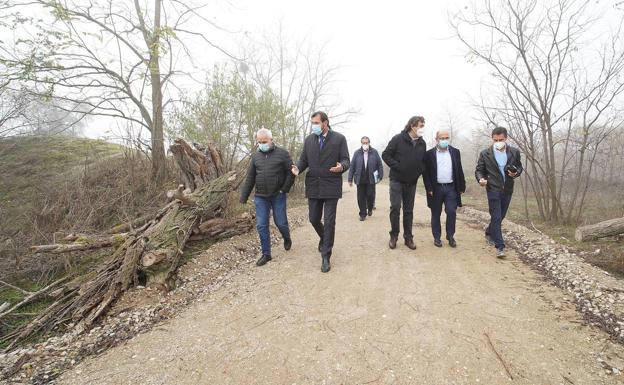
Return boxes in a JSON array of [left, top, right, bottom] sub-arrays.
[[219, 0, 488, 150], [81, 0, 488, 152]]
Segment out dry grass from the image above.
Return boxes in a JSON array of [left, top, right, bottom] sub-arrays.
[[0, 136, 178, 346]]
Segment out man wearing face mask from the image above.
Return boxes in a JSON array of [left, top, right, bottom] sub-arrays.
[[348, 136, 384, 221], [422, 130, 466, 248], [382, 116, 427, 250], [240, 128, 295, 267], [475, 126, 523, 258], [291, 111, 350, 273]]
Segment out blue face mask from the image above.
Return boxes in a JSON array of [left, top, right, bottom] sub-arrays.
[[258, 143, 271, 152], [438, 140, 449, 149], [311, 124, 322, 136]]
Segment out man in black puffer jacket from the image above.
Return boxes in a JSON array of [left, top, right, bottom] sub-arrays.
[[240, 128, 295, 267], [382, 116, 427, 250]]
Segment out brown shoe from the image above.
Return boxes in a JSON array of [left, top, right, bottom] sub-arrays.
[[389, 236, 398, 249], [405, 239, 417, 250]]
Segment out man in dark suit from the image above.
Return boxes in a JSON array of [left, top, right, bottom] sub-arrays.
[[291, 111, 350, 273], [348, 136, 383, 221], [475, 126, 523, 258], [381, 116, 427, 250], [423, 130, 466, 248]]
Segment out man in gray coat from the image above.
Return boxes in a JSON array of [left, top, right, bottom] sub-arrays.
[[292, 111, 350, 273], [348, 136, 383, 221]]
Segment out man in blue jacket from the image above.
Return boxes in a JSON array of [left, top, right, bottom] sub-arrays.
[[348, 136, 384, 221], [423, 130, 466, 248]]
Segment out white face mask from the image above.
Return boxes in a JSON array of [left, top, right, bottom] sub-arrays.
[[494, 141, 506, 150], [362, 144, 369, 151], [416, 128, 425, 137]]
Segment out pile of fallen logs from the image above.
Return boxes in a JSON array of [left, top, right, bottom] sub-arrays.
[[0, 139, 253, 351]]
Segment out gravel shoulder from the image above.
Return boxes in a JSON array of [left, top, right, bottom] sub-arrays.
[[55, 183, 624, 385]]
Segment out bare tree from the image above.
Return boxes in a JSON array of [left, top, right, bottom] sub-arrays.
[[0, 0, 234, 182], [452, 0, 624, 223], [237, 25, 359, 156]]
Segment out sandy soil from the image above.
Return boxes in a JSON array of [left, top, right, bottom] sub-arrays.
[[58, 184, 624, 385]]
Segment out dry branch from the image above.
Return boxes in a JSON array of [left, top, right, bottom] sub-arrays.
[[30, 234, 128, 254]]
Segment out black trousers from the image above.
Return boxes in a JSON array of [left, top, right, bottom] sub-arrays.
[[356, 183, 375, 216], [389, 180, 417, 240], [308, 198, 339, 259]]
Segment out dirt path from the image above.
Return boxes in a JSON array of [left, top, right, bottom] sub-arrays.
[[59, 184, 624, 385]]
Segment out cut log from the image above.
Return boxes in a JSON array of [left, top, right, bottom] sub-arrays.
[[575, 217, 624, 242], [188, 213, 254, 242]]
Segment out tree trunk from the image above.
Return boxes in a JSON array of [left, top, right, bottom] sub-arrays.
[[575, 217, 624, 242], [150, 0, 166, 183]]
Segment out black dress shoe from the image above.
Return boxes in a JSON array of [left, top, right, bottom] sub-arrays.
[[389, 236, 398, 249], [284, 238, 292, 251], [359, 215, 366, 221], [367, 209, 373, 216], [405, 239, 417, 250], [448, 237, 457, 248], [256, 254, 272, 266], [321, 257, 331, 273], [434, 239, 443, 247], [318, 239, 323, 252]]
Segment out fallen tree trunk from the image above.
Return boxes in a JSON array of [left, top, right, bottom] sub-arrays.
[[4, 139, 252, 351], [575, 217, 624, 242]]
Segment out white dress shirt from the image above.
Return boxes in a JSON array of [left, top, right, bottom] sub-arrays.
[[436, 149, 453, 183]]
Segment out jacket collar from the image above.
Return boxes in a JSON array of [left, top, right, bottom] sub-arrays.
[[401, 131, 423, 143]]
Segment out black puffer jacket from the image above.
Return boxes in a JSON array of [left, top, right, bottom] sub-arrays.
[[240, 145, 294, 203], [297, 130, 350, 199], [381, 132, 427, 184], [475, 145, 523, 193]]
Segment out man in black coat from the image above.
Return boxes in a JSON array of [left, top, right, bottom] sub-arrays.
[[348, 136, 383, 221], [240, 128, 295, 267], [422, 130, 466, 248], [381, 116, 427, 250], [475, 126, 523, 258], [292, 111, 350, 273]]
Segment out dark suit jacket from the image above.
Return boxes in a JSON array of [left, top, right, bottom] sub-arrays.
[[297, 129, 350, 199], [422, 146, 466, 208], [348, 147, 383, 185]]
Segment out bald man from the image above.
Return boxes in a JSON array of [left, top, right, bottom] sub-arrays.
[[422, 130, 466, 248]]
